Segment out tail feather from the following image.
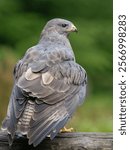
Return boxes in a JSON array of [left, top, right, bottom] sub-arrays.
[[17, 100, 35, 135]]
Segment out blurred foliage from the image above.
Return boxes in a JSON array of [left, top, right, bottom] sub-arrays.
[[0, 0, 112, 131]]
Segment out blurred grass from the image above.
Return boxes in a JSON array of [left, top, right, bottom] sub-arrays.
[[67, 94, 112, 132], [0, 48, 16, 121]]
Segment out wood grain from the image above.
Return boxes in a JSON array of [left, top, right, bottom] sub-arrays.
[[0, 130, 113, 150]]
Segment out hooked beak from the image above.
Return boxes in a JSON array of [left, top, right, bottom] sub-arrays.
[[67, 24, 78, 33], [71, 24, 78, 32]]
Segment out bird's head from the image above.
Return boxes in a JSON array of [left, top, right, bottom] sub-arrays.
[[43, 18, 78, 36]]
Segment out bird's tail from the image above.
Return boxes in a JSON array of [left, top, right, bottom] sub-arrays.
[[16, 100, 35, 135]]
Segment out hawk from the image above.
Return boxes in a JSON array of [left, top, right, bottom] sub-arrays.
[[1, 18, 87, 147]]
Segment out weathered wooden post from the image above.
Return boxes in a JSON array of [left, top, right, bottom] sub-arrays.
[[0, 130, 112, 150]]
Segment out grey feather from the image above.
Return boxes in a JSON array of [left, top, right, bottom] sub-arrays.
[[1, 18, 87, 147]]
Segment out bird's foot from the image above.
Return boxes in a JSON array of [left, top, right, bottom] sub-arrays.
[[60, 126, 74, 133]]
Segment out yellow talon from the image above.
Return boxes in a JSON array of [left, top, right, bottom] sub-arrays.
[[60, 126, 74, 133]]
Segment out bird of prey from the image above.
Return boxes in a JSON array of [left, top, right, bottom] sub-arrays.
[[1, 18, 87, 147]]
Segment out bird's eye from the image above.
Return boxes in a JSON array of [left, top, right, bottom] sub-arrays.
[[61, 24, 68, 28]]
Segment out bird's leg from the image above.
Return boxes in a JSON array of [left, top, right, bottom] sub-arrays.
[[60, 126, 74, 132]]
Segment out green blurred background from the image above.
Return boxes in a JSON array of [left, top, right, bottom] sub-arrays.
[[0, 0, 112, 132]]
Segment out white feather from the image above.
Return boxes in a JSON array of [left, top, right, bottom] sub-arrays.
[[42, 72, 54, 85], [25, 68, 40, 80]]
